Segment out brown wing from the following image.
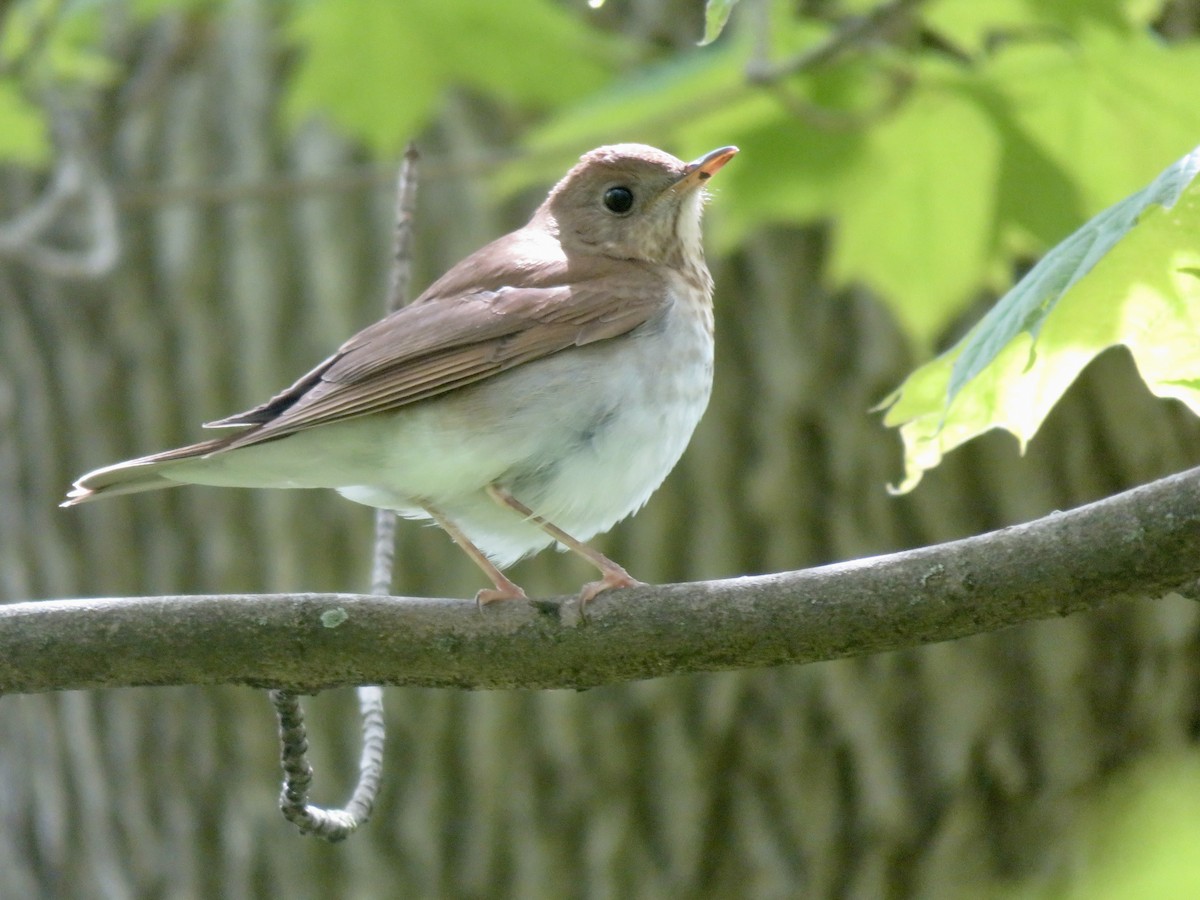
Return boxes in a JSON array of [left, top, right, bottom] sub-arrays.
[[210, 262, 669, 451]]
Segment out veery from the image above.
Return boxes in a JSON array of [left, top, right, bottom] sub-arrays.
[[64, 143, 738, 605]]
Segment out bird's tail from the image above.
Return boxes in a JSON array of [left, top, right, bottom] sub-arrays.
[[61, 437, 233, 506]]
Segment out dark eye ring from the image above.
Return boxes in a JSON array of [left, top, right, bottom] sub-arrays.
[[603, 186, 634, 214]]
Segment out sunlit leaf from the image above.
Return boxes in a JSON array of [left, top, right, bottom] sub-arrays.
[[925, 0, 1167, 55], [986, 34, 1200, 216], [0, 0, 116, 87], [832, 31, 1200, 349], [523, 42, 746, 153], [881, 144, 1200, 492], [924, 0, 1036, 55], [510, 15, 838, 172], [699, 0, 739, 46], [949, 148, 1200, 401], [830, 61, 1003, 346], [283, 0, 618, 156]]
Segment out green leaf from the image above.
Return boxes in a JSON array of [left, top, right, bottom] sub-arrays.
[[830, 61, 1004, 346], [924, 0, 1040, 55], [835, 31, 1200, 350], [925, 0, 1168, 55], [283, 0, 618, 156], [0, 0, 116, 88], [985, 34, 1200, 216], [522, 42, 746, 153], [0, 79, 48, 163], [512, 15, 840, 167], [881, 144, 1200, 492], [986, 108, 1083, 254], [949, 149, 1200, 402], [699, 0, 739, 46]]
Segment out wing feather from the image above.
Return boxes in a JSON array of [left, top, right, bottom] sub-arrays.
[[214, 261, 670, 451]]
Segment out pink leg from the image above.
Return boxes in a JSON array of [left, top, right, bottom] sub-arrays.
[[423, 504, 528, 607], [485, 485, 643, 606]]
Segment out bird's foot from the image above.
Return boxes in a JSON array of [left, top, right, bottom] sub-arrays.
[[578, 565, 644, 608], [475, 578, 529, 610]]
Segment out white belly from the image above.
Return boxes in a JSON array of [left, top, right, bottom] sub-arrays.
[[345, 295, 714, 566]]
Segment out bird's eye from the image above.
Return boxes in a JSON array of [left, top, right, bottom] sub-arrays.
[[603, 186, 634, 214]]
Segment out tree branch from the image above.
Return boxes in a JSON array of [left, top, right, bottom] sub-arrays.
[[5, 465, 1200, 696], [0, 115, 120, 279]]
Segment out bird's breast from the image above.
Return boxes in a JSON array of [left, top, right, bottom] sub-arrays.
[[339, 280, 716, 567], [506, 279, 714, 537]]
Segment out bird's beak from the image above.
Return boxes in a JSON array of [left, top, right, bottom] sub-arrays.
[[672, 146, 739, 192]]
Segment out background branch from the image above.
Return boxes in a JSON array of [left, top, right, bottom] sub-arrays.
[[5, 464, 1199, 696], [267, 141, 420, 842], [0, 123, 120, 278]]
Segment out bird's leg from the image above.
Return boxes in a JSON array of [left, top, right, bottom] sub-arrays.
[[485, 484, 644, 606], [422, 504, 528, 607]]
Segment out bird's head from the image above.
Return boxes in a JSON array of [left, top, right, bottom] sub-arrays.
[[537, 143, 737, 269]]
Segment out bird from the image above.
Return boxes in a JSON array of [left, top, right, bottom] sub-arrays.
[[64, 143, 738, 606]]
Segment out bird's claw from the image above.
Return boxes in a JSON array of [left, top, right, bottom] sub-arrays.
[[578, 568, 644, 608], [475, 583, 529, 610]]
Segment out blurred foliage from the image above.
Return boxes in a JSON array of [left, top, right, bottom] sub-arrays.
[[883, 146, 1200, 491], [281, 0, 623, 155], [0, 0, 216, 161], [1007, 751, 1200, 898], [0, 0, 117, 91], [3, 0, 1196, 352]]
